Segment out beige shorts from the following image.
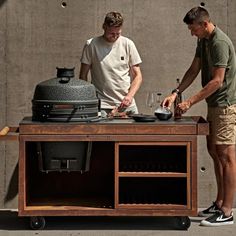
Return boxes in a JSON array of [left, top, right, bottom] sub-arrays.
[[207, 104, 236, 145]]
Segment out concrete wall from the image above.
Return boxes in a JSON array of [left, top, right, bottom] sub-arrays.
[[0, 0, 236, 209]]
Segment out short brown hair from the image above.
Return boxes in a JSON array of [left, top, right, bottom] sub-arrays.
[[104, 12, 123, 27]]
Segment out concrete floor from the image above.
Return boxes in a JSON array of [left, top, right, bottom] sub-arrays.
[[0, 209, 235, 236]]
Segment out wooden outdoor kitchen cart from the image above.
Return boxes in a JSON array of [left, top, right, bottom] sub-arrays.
[[1, 116, 209, 230]]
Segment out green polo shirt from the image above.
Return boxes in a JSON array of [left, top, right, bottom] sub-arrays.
[[195, 26, 236, 107]]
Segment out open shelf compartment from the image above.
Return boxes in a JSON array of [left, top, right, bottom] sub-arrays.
[[115, 142, 191, 209], [24, 141, 115, 209]]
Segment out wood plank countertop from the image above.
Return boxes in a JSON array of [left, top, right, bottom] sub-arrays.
[[19, 116, 209, 136]]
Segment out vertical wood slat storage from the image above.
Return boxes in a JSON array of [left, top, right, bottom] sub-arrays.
[[16, 116, 208, 229]]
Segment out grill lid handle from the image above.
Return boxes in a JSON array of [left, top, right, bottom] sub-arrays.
[[56, 67, 75, 78]]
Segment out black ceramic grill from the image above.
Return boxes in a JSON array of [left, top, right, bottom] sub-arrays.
[[31, 68, 97, 172], [32, 68, 99, 122]]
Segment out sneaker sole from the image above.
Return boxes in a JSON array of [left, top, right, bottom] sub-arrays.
[[200, 220, 234, 226]]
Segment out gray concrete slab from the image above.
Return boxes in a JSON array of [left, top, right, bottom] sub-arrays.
[[0, 209, 235, 236]]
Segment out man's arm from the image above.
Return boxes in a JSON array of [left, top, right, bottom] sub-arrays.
[[120, 64, 142, 108], [179, 66, 225, 113], [162, 57, 201, 108], [178, 57, 201, 93], [79, 63, 90, 81]]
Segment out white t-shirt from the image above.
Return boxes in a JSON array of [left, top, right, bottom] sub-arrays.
[[80, 35, 142, 109]]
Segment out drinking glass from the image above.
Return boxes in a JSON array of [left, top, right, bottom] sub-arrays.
[[146, 92, 155, 115]]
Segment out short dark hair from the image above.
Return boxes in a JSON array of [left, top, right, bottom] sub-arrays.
[[183, 6, 210, 25], [104, 12, 123, 27]]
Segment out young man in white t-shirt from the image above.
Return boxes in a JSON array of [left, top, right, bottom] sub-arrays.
[[79, 12, 143, 115]]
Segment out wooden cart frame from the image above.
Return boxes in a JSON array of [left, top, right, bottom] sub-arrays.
[[1, 116, 209, 230]]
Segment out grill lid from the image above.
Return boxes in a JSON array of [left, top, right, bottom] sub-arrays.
[[33, 68, 97, 102], [32, 67, 99, 122]]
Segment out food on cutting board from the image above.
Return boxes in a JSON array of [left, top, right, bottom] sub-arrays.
[[108, 106, 132, 118]]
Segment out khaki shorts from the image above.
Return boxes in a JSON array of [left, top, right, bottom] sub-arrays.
[[207, 104, 236, 145]]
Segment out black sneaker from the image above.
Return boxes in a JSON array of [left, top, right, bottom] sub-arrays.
[[198, 202, 221, 217], [200, 210, 234, 226]]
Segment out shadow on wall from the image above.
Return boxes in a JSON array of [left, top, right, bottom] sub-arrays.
[[0, 0, 7, 8], [4, 163, 18, 204]]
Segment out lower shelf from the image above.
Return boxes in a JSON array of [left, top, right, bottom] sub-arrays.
[[22, 199, 194, 218], [27, 196, 188, 207], [118, 177, 187, 205], [27, 196, 113, 209]]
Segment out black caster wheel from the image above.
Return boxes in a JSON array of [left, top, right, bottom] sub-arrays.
[[29, 216, 46, 230], [174, 216, 191, 230]]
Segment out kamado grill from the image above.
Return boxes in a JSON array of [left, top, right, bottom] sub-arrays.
[[32, 67, 99, 122], [32, 67, 99, 172]]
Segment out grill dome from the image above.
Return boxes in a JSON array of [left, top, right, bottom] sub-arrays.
[[32, 67, 99, 122]]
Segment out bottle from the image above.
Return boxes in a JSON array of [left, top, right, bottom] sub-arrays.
[[96, 91, 101, 117], [174, 78, 182, 119]]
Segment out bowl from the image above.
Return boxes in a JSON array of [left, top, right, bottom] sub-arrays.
[[154, 107, 172, 121]]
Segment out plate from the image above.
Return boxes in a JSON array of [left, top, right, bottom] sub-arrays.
[[131, 114, 157, 122]]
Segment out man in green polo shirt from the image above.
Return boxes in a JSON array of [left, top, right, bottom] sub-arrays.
[[162, 6, 236, 226]]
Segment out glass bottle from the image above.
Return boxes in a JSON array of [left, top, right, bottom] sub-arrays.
[[174, 78, 182, 119]]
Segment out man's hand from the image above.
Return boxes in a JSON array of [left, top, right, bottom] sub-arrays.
[[120, 95, 133, 109], [176, 100, 192, 114], [161, 93, 177, 109]]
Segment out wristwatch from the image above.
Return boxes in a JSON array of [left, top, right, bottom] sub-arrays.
[[171, 88, 180, 94]]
